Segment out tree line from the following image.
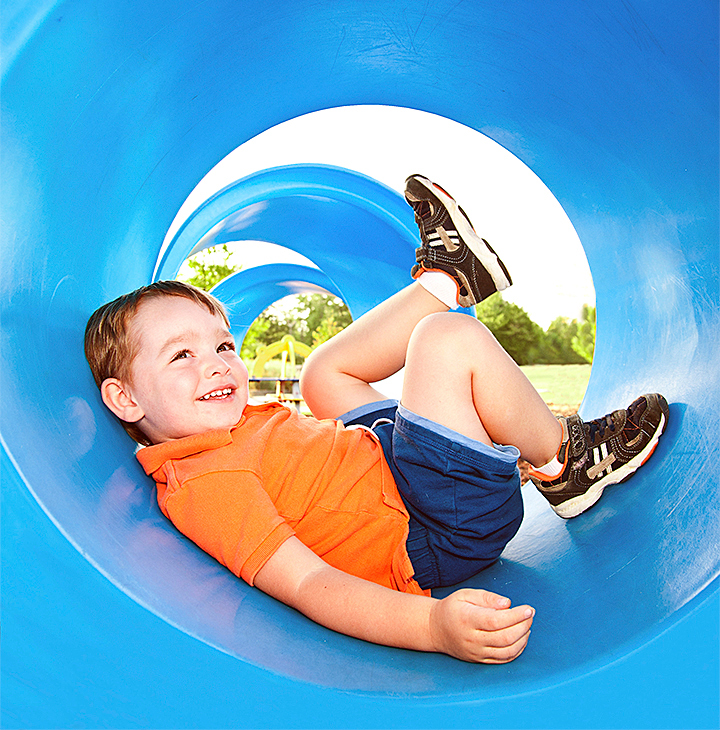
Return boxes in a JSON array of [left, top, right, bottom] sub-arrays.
[[475, 296, 595, 365]]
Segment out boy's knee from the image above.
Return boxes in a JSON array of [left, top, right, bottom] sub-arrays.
[[299, 344, 331, 403], [409, 313, 498, 368], [299, 347, 320, 391], [413, 311, 489, 345]]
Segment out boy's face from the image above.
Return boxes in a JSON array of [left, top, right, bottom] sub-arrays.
[[119, 296, 249, 443]]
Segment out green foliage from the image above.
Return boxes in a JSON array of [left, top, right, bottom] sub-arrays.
[[476, 295, 595, 365], [240, 316, 271, 361], [297, 294, 353, 347], [311, 314, 345, 347], [571, 304, 596, 363], [541, 317, 585, 364], [475, 296, 545, 365], [241, 294, 352, 360], [178, 244, 240, 291], [175, 244, 354, 360]]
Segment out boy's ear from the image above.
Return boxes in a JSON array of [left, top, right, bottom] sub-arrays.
[[100, 378, 144, 424]]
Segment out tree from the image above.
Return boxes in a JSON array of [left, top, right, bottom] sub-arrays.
[[178, 244, 240, 291], [175, 246, 354, 358], [295, 294, 352, 347], [241, 293, 352, 359], [541, 316, 586, 364], [475, 295, 595, 365], [240, 316, 271, 361], [475, 295, 545, 365], [571, 304, 596, 363]]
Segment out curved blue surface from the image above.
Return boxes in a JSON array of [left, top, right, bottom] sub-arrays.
[[210, 261, 343, 344], [2, 1, 718, 728], [161, 165, 423, 320]]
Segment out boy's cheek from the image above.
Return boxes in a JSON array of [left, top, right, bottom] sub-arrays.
[[231, 353, 248, 373]]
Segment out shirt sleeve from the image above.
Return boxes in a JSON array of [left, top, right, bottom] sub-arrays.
[[161, 467, 295, 585]]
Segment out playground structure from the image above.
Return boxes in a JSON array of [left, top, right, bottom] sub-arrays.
[[2, 1, 718, 728], [249, 334, 312, 408], [250, 335, 312, 380]]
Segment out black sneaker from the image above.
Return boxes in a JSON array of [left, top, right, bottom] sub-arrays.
[[404, 174, 512, 307], [528, 394, 670, 518]]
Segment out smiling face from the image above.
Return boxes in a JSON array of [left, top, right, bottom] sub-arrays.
[[107, 295, 249, 444]]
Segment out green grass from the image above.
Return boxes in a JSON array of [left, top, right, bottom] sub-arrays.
[[520, 363, 592, 407]]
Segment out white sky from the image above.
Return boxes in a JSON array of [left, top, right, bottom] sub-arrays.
[[170, 105, 594, 329]]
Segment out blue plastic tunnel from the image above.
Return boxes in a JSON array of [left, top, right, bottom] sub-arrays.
[[2, 1, 718, 728]]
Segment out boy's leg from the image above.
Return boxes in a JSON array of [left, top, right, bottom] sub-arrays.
[[302, 174, 513, 421], [303, 172, 668, 518], [401, 312, 669, 519], [303, 290, 564, 466], [301, 283, 448, 420], [401, 311, 563, 468]]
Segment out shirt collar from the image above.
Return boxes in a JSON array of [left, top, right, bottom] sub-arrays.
[[135, 402, 280, 475], [136, 427, 233, 474]]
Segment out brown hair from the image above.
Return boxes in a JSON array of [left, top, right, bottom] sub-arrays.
[[84, 280, 230, 445]]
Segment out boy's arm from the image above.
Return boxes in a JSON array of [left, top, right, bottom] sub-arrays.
[[254, 536, 534, 664]]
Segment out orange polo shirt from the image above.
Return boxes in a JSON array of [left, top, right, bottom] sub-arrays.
[[137, 402, 427, 595]]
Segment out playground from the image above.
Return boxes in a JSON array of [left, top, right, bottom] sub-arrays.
[[2, 1, 718, 728]]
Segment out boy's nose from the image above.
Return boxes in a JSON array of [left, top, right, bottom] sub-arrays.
[[205, 353, 231, 377]]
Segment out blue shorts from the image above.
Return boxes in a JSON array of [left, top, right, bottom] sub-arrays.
[[340, 400, 523, 590]]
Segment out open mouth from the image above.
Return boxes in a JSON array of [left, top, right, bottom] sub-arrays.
[[198, 388, 233, 401]]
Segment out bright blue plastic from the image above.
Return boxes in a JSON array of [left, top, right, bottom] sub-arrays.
[[2, 1, 718, 728]]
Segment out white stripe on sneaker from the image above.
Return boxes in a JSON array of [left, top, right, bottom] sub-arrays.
[[587, 451, 617, 480]]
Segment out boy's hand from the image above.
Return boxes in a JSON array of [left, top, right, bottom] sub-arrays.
[[429, 589, 534, 663], [257, 537, 534, 664]]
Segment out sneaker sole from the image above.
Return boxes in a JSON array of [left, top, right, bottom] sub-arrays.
[[408, 176, 512, 292], [552, 411, 667, 519]]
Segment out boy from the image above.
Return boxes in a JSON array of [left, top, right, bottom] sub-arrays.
[[85, 175, 668, 663]]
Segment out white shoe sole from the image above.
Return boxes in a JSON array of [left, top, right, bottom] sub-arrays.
[[552, 411, 667, 519]]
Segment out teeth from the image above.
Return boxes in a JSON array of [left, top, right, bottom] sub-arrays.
[[200, 388, 232, 401]]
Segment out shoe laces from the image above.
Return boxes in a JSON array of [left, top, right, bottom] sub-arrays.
[[586, 413, 616, 445], [412, 200, 433, 222]]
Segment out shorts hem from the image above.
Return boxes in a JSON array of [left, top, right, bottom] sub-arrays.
[[396, 404, 521, 467], [337, 399, 398, 425]]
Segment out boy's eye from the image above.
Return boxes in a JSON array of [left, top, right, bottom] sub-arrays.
[[171, 349, 191, 362], [218, 341, 236, 353]]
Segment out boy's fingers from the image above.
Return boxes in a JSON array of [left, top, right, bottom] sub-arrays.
[[481, 630, 532, 664], [468, 603, 534, 632], [463, 588, 512, 610], [479, 614, 533, 649]]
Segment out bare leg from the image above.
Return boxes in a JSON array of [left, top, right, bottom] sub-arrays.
[[401, 312, 562, 467], [301, 283, 447, 419], [302, 284, 561, 466]]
